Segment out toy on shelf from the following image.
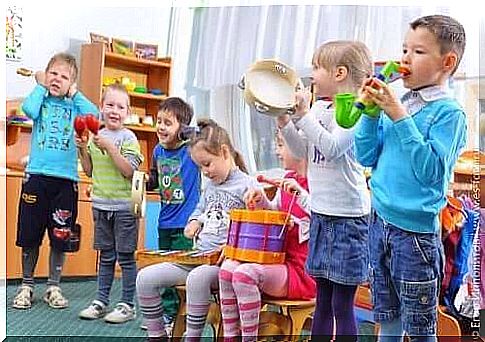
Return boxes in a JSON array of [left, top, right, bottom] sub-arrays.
[[334, 61, 410, 129]]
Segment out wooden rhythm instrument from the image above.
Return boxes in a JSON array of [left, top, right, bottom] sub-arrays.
[[225, 209, 288, 264], [131, 170, 146, 218], [135, 249, 221, 268]]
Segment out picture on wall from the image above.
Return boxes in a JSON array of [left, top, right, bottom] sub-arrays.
[[6, 6, 23, 61]]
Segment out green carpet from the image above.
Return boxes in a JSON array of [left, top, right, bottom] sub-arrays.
[[7, 279, 146, 340]]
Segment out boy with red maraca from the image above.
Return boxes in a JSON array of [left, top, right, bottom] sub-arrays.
[[77, 83, 144, 324]]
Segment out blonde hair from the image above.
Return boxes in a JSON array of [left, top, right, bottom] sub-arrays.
[[312, 40, 373, 89], [46, 52, 78, 81], [101, 83, 130, 108], [188, 118, 248, 174]]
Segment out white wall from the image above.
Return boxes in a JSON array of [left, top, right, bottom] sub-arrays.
[[6, 5, 172, 99]]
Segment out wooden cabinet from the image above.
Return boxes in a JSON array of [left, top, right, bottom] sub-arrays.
[[78, 42, 171, 172]]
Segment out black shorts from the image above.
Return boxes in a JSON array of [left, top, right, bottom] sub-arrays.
[[16, 173, 78, 252]]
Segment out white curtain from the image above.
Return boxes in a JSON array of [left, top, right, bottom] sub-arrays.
[[178, 4, 479, 172]]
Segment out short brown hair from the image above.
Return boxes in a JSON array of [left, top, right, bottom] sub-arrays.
[[410, 15, 466, 75], [45, 52, 78, 81], [159, 97, 194, 126]]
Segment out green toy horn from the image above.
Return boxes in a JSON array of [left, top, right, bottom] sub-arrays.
[[335, 93, 362, 129]]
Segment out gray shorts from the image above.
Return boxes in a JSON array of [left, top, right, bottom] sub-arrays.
[[93, 208, 139, 253]]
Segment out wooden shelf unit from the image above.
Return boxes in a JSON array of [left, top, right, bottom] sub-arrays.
[[79, 42, 171, 172]]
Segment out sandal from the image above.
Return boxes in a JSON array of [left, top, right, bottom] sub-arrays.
[[13, 285, 33, 309], [43, 285, 69, 309]]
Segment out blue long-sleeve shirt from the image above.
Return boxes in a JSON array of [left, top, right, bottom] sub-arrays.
[[22, 85, 98, 181], [355, 86, 467, 233]]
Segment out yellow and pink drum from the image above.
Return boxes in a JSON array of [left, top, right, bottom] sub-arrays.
[[224, 209, 289, 264]]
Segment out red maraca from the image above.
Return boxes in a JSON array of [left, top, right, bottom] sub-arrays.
[[85, 114, 100, 135], [74, 116, 87, 137]]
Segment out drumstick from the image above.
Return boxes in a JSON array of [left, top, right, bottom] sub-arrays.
[[16, 67, 34, 77], [257, 174, 299, 194], [256, 174, 279, 187]]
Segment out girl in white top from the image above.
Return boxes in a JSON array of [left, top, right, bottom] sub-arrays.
[[277, 40, 372, 340]]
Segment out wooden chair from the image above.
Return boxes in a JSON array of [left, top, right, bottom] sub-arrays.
[[261, 298, 315, 338], [172, 285, 222, 341], [172, 285, 315, 340]]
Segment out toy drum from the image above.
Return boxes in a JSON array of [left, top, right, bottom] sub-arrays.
[[225, 209, 288, 264], [238, 59, 302, 117]]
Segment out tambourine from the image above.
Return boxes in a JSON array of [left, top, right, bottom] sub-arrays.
[[131, 170, 146, 218], [239, 59, 302, 117]]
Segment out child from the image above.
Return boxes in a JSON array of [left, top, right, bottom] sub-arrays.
[[277, 40, 373, 340], [12, 52, 98, 310], [77, 83, 143, 323], [136, 118, 259, 341], [355, 15, 467, 341], [146, 97, 202, 325], [219, 130, 316, 340]]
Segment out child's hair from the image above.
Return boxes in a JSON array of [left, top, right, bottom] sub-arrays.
[[312, 40, 373, 89], [189, 118, 248, 174], [45, 52, 78, 81], [159, 97, 194, 126], [101, 83, 130, 108], [410, 15, 466, 75]]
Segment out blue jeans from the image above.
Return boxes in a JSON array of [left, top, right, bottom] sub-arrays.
[[369, 212, 442, 341], [97, 249, 137, 307]]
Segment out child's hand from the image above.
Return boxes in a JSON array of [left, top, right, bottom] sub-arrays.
[[363, 83, 407, 122], [184, 220, 201, 239], [92, 134, 113, 154], [244, 188, 264, 208], [34, 71, 46, 87], [68, 82, 78, 98], [276, 114, 291, 129], [75, 134, 89, 150], [278, 178, 302, 195], [294, 87, 312, 117]]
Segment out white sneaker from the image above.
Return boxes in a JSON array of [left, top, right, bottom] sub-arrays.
[[104, 302, 136, 324], [79, 300, 107, 319], [12, 285, 34, 309]]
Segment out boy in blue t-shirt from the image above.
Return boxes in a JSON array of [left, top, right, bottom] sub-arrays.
[[146, 97, 201, 324], [13, 52, 98, 310], [355, 15, 467, 340]]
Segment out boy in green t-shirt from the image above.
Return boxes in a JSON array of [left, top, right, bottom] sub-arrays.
[[77, 83, 143, 324]]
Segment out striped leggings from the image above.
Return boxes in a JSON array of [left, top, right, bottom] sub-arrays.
[[218, 259, 288, 341], [136, 262, 219, 340]]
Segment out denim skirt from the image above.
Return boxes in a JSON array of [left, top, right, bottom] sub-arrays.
[[305, 212, 369, 285]]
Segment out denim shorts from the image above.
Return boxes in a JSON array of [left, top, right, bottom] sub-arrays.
[[305, 212, 369, 285], [93, 208, 139, 253], [369, 212, 442, 336]]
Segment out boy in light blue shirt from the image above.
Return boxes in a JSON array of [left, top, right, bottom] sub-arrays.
[[13, 52, 98, 310], [355, 15, 467, 341]]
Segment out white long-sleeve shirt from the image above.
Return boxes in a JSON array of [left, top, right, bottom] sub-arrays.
[[281, 100, 370, 217]]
